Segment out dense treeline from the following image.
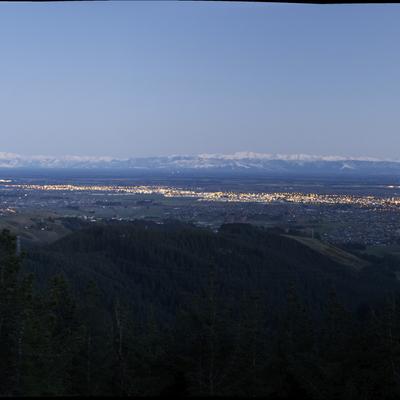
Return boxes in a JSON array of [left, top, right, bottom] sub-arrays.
[[1, 222, 400, 397]]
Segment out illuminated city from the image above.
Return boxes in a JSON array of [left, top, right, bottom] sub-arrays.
[[0, 176, 399, 249], [5, 182, 400, 209]]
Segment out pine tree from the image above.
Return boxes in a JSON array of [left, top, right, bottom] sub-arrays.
[[44, 275, 83, 395], [268, 284, 326, 400], [232, 293, 269, 396], [79, 280, 113, 395], [173, 265, 237, 396], [0, 230, 34, 396]]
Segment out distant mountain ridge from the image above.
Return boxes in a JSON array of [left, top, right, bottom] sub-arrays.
[[1, 151, 400, 175]]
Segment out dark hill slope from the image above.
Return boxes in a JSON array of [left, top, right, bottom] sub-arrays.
[[24, 221, 400, 324]]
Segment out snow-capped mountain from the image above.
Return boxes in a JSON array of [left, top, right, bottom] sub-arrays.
[[0, 152, 400, 175]]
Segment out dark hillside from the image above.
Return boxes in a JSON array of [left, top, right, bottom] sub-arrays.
[[2, 225, 400, 396], [24, 221, 400, 324]]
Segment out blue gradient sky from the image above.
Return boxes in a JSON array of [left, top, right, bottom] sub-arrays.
[[0, 2, 399, 158]]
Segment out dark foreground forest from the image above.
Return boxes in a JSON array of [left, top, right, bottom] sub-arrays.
[[1, 221, 400, 397]]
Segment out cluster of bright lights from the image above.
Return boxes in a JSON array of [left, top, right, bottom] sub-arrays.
[[0, 207, 16, 214], [5, 183, 400, 209]]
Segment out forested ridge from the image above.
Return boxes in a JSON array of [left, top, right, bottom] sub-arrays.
[[1, 221, 400, 397]]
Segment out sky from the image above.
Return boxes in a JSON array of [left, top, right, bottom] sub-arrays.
[[0, 1, 399, 159]]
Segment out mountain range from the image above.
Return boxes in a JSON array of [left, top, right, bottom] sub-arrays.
[[1, 151, 400, 176]]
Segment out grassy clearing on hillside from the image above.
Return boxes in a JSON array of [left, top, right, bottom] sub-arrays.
[[285, 235, 369, 271]]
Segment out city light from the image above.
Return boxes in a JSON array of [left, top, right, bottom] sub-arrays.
[[7, 183, 400, 210]]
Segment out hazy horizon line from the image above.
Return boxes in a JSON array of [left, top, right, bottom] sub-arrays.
[[0, 151, 398, 163]]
